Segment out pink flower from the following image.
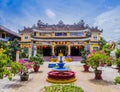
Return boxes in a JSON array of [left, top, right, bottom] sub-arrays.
[[91, 50, 96, 53], [100, 50, 105, 54], [109, 56, 113, 61], [87, 54, 91, 57], [19, 59, 25, 63], [19, 59, 34, 70]]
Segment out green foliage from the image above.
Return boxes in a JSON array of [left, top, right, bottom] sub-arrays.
[[0, 41, 9, 55], [43, 84, 84, 92], [0, 53, 22, 80], [115, 49, 120, 59], [19, 52, 28, 58], [81, 49, 89, 64], [9, 39, 21, 61], [81, 60, 87, 64], [87, 51, 111, 71], [114, 76, 120, 84], [81, 49, 89, 60], [115, 58, 120, 66], [29, 54, 44, 66], [100, 37, 107, 49], [103, 44, 112, 56]]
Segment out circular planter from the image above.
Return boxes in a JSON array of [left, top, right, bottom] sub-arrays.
[[47, 71, 76, 83]]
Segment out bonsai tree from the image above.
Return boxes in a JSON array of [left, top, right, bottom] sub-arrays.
[[87, 51, 111, 80], [0, 53, 21, 80], [9, 39, 21, 61], [29, 54, 44, 72], [81, 49, 90, 72], [81, 49, 90, 63]]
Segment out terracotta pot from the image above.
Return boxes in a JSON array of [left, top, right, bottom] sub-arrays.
[[20, 72, 29, 81], [117, 65, 120, 72], [94, 70, 102, 80], [83, 64, 89, 72], [34, 65, 40, 72]]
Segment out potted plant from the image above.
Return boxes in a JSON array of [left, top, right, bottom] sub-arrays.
[[81, 49, 90, 72], [29, 54, 44, 72], [19, 59, 35, 81], [20, 66, 29, 81], [87, 51, 111, 80]]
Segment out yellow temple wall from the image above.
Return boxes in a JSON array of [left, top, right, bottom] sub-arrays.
[[36, 32, 39, 37], [67, 32, 70, 37], [21, 33, 31, 42], [91, 32, 99, 41], [52, 32, 55, 37]]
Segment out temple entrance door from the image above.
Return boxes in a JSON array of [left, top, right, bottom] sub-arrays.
[[55, 45, 68, 56], [71, 45, 84, 56], [42, 46, 52, 56]]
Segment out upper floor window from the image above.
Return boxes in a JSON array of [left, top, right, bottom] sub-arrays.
[[24, 35, 28, 40], [40, 32, 51, 36], [93, 35, 98, 40], [70, 32, 84, 36], [34, 32, 36, 36], [2, 33, 5, 38], [55, 32, 67, 36]]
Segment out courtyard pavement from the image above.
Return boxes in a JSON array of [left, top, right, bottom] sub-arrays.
[[0, 62, 120, 92]]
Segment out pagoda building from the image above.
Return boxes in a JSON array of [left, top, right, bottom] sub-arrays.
[[19, 20, 102, 61]]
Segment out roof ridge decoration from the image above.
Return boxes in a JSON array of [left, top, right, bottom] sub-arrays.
[[19, 20, 103, 32]]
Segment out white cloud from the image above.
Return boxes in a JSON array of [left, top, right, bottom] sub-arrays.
[[45, 9, 56, 19], [94, 6, 120, 41]]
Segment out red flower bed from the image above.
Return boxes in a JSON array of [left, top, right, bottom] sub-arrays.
[[48, 71, 75, 80]]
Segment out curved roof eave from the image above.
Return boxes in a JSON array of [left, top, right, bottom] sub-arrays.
[[0, 25, 20, 38]]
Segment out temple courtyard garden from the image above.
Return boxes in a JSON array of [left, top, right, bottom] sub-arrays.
[[0, 62, 120, 92]]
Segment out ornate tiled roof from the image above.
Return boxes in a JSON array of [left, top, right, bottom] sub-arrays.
[[20, 20, 102, 32]]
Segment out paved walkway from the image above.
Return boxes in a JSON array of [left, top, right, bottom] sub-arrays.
[[0, 62, 120, 92]]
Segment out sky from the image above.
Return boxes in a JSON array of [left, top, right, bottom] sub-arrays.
[[0, 0, 120, 41]]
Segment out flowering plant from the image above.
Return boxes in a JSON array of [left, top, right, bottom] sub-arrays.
[[81, 49, 90, 64], [19, 59, 35, 70], [87, 51, 111, 71], [29, 54, 44, 66]]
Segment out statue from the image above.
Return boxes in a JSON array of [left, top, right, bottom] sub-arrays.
[[58, 49, 63, 56]]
